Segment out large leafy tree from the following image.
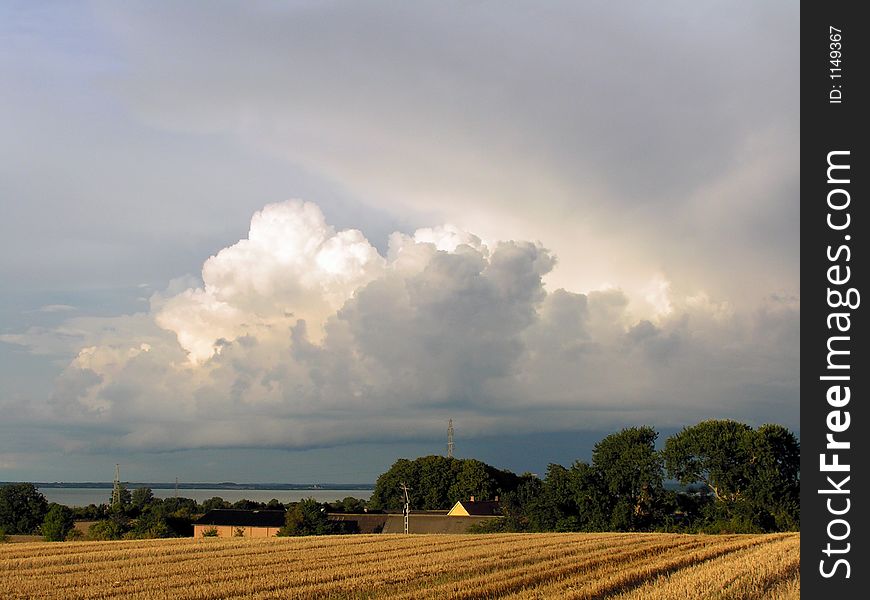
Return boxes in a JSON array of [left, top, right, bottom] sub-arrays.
[[746, 424, 800, 530], [495, 473, 544, 532], [592, 426, 664, 530], [527, 464, 574, 532], [567, 461, 611, 531], [369, 458, 418, 510], [130, 487, 155, 512], [449, 459, 497, 505], [663, 420, 800, 532], [0, 483, 49, 534], [370, 455, 517, 511], [42, 503, 75, 541], [663, 420, 754, 503]]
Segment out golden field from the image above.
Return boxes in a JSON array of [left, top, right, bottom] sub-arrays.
[[1, 532, 799, 599]]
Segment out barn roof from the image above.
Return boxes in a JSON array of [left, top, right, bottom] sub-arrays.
[[195, 509, 286, 528], [451, 500, 501, 516]]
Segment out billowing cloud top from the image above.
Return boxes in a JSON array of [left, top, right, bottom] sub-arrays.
[[4, 201, 798, 452], [155, 201, 385, 363]]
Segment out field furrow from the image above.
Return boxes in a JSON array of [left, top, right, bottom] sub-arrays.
[[0, 532, 800, 599]]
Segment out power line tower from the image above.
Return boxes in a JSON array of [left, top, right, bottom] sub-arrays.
[[111, 464, 122, 508], [399, 483, 411, 534], [447, 418, 455, 458]]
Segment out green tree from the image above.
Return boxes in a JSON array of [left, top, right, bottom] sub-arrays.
[[592, 426, 664, 530], [200, 497, 231, 512], [746, 424, 800, 531], [42, 503, 75, 541], [566, 461, 610, 531], [152, 497, 198, 536], [128, 509, 172, 539], [72, 503, 108, 521], [449, 459, 496, 504], [161, 497, 198, 519], [495, 473, 544, 532], [535, 463, 579, 531], [333, 497, 367, 514], [371, 455, 518, 511], [0, 483, 49, 534], [663, 420, 800, 532], [663, 420, 754, 503], [370, 458, 417, 511], [87, 515, 129, 540], [232, 499, 267, 510], [109, 484, 132, 514], [130, 487, 155, 512], [278, 499, 331, 536]]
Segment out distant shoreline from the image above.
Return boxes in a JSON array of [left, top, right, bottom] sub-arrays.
[[3, 482, 374, 490]]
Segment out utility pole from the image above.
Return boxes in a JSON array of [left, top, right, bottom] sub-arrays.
[[447, 418, 454, 458], [399, 483, 411, 534]]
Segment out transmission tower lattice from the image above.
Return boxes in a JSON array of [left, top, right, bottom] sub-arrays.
[[111, 464, 122, 507], [447, 418, 455, 458]]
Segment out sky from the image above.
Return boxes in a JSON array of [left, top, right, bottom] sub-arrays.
[[0, 1, 799, 484]]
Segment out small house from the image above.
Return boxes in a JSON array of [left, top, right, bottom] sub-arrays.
[[193, 509, 285, 538]]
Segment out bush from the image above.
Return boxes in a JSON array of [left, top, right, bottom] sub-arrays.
[[87, 517, 129, 540], [467, 518, 512, 534], [201, 527, 219, 537], [128, 509, 173, 539], [278, 499, 332, 536], [0, 526, 7, 542], [72, 504, 109, 521]]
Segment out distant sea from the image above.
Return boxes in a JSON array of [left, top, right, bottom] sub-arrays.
[[38, 488, 373, 507]]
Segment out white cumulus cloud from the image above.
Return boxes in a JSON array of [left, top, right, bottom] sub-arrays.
[[2, 200, 799, 451], [154, 200, 384, 363]]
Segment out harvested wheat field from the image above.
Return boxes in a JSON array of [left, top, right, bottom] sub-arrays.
[[1, 532, 799, 599]]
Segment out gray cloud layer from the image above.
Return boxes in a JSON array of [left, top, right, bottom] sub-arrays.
[[95, 0, 799, 302]]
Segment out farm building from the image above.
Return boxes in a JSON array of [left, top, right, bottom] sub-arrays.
[[447, 496, 501, 517], [193, 509, 285, 538], [327, 512, 498, 534]]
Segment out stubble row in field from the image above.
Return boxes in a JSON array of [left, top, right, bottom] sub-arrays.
[[1, 532, 799, 599]]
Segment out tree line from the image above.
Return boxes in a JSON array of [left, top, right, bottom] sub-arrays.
[[0, 419, 799, 541], [370, 420, 799, 533], [0, 483, 370, 541]]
